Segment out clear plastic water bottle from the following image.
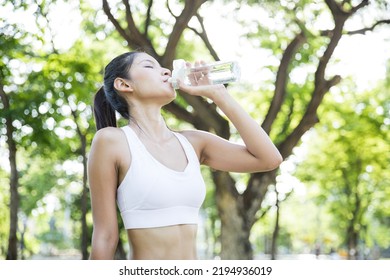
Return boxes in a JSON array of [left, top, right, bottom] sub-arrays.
[[168, 59, 240, 89]]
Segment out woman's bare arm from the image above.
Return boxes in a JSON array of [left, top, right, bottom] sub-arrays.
[[88, 128, 122, 259], [179, 83, 282, 173]]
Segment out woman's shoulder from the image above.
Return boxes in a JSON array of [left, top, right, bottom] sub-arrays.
[[178, 129, 201, 142], [91, 127, 126, 147], [179, 129, 213, 142], [178, 129, 210, 157]]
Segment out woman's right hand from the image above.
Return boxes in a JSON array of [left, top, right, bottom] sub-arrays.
[[177, 60, 229, 101]]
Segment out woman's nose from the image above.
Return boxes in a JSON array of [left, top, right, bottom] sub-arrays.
[[162, 68, 171, 76]]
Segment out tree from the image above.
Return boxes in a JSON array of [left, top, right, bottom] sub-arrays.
[[0, 0, 97, 259], [89, 0, 389, 258], [0, 10, 33, 259], [294, 76, 390, 259], [40, 44, 104, 259]]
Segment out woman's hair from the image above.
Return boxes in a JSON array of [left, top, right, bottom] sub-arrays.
[[93, 51, 140, 130]]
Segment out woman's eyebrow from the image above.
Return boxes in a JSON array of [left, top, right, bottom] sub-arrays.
[[138, 59, 158, 65]]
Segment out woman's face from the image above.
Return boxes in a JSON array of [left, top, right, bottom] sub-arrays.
[[128, 53, 175, 102]]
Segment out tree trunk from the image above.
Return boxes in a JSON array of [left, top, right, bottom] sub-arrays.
[[271, 189, 280, 260], [346, 222, 359, 260], [347, 190, 361, 260], [20, 220, 27, 260], [80, 134, 89, 259], [0, 86, 19, 260], [215, 171, 280, 260], [6, 132, 19, 260], [213, 171, 253, 259], [71, 107, 90, 259]]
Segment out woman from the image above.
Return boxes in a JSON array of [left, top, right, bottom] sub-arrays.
[[88, 51, 282, 260]]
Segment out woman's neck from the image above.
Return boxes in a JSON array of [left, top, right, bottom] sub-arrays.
[[129, 105, 171, 141]]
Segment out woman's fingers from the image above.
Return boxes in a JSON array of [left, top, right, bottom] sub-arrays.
[[187, 60, 211, 86]]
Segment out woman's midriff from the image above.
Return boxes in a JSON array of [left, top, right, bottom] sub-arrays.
[[127, 224, 198, 260]]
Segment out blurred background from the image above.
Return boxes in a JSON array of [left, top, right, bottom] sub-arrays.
[[1, 0, 389, 260]]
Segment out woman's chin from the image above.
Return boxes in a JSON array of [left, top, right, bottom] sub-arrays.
[[165, 88, 177, 99], [158, 89, 176, 105]]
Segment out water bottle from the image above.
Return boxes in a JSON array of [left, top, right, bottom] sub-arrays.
[[168, 59, 240, 89]]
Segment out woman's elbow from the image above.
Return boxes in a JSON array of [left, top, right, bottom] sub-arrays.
[[90, 229, 119, 259], [268, 153, 283, 170], [258, 152, 283, 172]]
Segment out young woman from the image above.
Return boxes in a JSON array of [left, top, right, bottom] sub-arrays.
[[88, 51, 282, 260]]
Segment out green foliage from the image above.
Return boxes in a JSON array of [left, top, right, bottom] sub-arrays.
[[1, 0, 110, 259], [294, 77, 390, 251], [28, 206, 76, 256], [232, 0, 333, 147], [18, 156, 59, 216], [1, 0, 389, 260]]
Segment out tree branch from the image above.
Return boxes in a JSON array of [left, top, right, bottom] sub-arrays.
[[162, 0, 208, 66], [188, 13, 220, 61], [252, 189, 294, 227], [325, 0, 349, 17], [275, 0, 352, 160], [347, 19, 390, 35], [102, 0, 132, 44], [321, 0, 379, 37], [243, 170, 277, 222], [144, 0, 154, 36], [350, 0, 369, 14], [262, 32, 306, 134], [0, 83, 8, 108], [102, 0, 159, 57], [161, 0, 230, 136], [122, 0, 138, 37], [121, 0, 158, 57], [166, 0, 179, 19], [278, 75, 341, 159], [315, 22, 346, 87], [279, 97, 295, 137]]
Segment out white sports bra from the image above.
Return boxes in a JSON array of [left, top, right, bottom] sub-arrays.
[[117, 126, 206, 229]]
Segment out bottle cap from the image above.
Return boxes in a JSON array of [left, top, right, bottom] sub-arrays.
[[169, 59, 187, 89]]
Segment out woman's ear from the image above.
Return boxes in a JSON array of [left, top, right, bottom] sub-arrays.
[[114, 78, 133, 93]]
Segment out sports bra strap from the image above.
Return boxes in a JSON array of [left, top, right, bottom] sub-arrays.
[[172, 131, 199, 164], [121, 126, 200, 166]]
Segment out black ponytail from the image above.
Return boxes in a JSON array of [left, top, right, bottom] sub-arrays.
[[93, 51, 141, 131], [93, 87, 116, 130]]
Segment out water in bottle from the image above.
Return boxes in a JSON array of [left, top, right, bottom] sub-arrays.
[[168, 59, 240, 89]]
